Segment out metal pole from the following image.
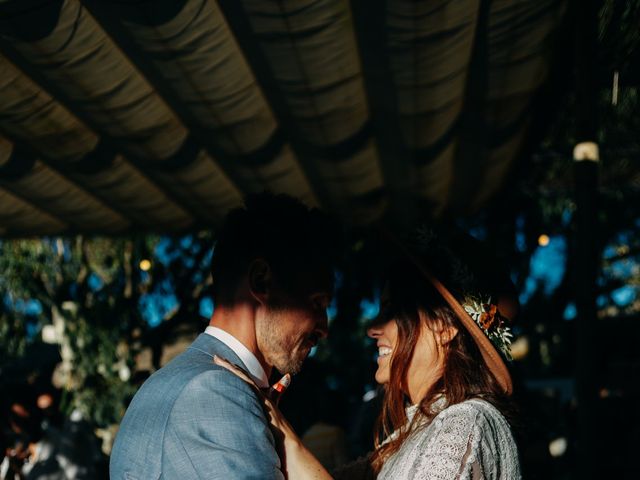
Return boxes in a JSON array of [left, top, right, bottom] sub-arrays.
[[573, 0, 599, 477]]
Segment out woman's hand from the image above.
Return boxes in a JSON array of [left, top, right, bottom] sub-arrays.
[[213, 355, 333, 480]]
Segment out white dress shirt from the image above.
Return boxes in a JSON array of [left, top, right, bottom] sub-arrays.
[[204, 326, 269, 388]]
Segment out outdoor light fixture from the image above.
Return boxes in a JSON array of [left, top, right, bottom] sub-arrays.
[[139, 259, 152, 271], [548, 437, 568, 458], [538, 234, 550, 247]]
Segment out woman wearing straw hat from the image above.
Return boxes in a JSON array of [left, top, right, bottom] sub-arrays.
[[216, 228, 521, 479]]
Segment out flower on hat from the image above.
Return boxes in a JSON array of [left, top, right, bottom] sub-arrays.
[[479, 303, 498, 330], [463, 296, 513, 361]]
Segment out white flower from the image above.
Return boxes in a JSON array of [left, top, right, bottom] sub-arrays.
[[61, 301, 78, 314], [60, 341, 74, 362], [70, 409, 84, 422], [42, 325, 60, 344], [118, 365, 131, 382]]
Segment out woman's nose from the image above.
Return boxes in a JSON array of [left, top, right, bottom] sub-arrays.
[[367, 326, 380, 338]]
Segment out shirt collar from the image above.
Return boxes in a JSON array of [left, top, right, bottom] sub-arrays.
[[406, 395, 448, 422], [204, 326, 270, 388]]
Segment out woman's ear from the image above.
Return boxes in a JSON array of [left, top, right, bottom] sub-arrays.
[[436, 325, 459, 346], [421, 312, 459, 346], [248, 259, 272, 304]]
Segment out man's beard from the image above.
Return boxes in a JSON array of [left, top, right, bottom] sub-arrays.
[[256, 309, 309, 375]]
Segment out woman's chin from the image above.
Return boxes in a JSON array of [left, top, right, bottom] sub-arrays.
[[374, 369, 389, 385]]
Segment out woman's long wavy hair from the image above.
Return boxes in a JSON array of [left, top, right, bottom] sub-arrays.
[[370, 260, 515, 474]]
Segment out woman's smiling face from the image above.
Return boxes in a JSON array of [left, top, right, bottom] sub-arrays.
[[368, 318, 398, 385], [367, 311, 446, 404]]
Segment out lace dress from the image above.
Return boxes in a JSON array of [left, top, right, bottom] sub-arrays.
[[335, 398, 521, 480]]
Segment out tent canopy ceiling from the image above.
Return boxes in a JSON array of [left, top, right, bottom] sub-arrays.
[[0, 0, 567, 236]]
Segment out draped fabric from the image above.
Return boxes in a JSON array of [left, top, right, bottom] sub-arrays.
[[0, 0, 567, 236], [241, 0, 386, 223], [0, 54, 192, 230], [387, 0, 480, 216]]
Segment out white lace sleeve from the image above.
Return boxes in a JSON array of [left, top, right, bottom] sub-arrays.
[[377, 400, 521, 480], [415, 404, 480, 479]]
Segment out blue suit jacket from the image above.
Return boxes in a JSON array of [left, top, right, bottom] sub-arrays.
[[110, 334, 284, 479]]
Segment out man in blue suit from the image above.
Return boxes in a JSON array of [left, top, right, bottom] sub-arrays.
[[110, 193, 338, 479]]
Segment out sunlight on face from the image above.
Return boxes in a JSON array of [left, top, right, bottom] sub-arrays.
[[367, 312, 444, 404], [367, 319, 398, 385], [256, 279, 331, 375]]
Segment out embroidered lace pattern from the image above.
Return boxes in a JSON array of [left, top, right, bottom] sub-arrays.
[[375, 399, 521, 480]]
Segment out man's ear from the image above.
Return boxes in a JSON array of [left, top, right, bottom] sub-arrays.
[[248, 259, 272, 304]]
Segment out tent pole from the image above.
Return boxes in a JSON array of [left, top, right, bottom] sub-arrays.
[[573, 0, 599, 477]]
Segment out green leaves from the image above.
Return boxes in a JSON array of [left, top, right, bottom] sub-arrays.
[[0, 236, 145, 430]]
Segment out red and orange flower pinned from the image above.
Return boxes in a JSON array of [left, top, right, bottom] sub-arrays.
[[463, 297, 513, 360]]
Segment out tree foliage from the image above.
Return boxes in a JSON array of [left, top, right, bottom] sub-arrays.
[[0, 237, 145, 426]]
